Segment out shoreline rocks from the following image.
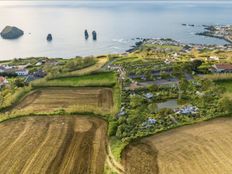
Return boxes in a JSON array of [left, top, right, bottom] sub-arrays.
[[0, 26, 24, 39], [182, 24, 195, 27], [92, 31, 97, 40], [196, 25, 232, 44], [84, 30, 89, 40], [47, 34, 52, 41]]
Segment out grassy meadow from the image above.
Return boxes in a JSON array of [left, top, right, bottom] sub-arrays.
[[32, 72, 117, 88]]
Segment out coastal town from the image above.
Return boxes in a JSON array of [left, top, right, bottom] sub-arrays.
[[197, 24, 232, 44]]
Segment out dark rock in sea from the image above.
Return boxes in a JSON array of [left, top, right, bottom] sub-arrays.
[[126, 40, 144, 53], [202, 25, 210, 28], [205, 25, 216, 31], [189, 24, 195, 27], [84, 30, 89, 40], [126, 48, 135, 53], [135, 41, 143, 46], [47, 34, 53, 41], [92, 31, 97, 40], [182, 24, 187, 26], [0, 26, 24, 39]]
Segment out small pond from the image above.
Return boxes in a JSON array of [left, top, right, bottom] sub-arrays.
[[157, 99, 179, 111]]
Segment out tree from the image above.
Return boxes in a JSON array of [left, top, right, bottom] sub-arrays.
[[201, 79, 213, 91], [14, 78, 25, 87], [190, 60, 203, 71], [219, 97, 232, 113], [173, 65, 183, 79], [147, 84, 158, 92], [130, 95, 144, 108], [0, 92, 4, 106], [148, 103, 158, 114], [179, 78, 189, 92]]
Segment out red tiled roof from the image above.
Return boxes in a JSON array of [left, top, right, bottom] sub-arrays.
[[0, 76, 5, 83], [215, 64, 232, 70]]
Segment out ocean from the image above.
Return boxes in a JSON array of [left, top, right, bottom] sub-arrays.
[[0, 1, 232, 59]]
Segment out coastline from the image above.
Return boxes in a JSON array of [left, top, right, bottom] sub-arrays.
[[196, 32, 232, 44], [196, 25, 232, 44]]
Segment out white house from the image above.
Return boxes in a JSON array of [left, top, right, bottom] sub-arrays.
[[36, 62, 43, 66], [207, 56, 219, 61], [175, 105, 198, 115], [144, 93, 154, 99], [15, 69, 29, 76]]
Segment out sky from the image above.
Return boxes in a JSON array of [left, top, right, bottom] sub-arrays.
[[1, 0, 232, 1], [1, 0, 232, 6]]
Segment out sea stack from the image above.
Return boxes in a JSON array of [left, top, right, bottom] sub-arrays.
[[47, 34, 52, 41], [92, 31, 97, 40], [0, 26, 24, 39], [84, 30, 89, 40]]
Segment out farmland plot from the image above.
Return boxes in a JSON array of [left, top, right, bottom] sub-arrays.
[[13, 87, 113, 112], [123, 118, 232, 174], [0, 116, 107, 174]]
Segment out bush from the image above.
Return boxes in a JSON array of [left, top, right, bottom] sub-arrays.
[[0, 86, 31, 111]]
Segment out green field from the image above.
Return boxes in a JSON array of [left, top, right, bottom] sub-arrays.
[[144, 44, 182, 52], [32, 72, 117, 88]]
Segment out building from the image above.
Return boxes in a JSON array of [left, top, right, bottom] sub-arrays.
[[15, 69, 29, 76], [211, 63, 232, 73], [144, 93, 154, 99], [35, 62, 43, 66], [0, 76, 8, 88], [24, 75, 37, 83], [207, 56, 219, 61], [33, 69, 46, 78], [0, 66, 5, 73]]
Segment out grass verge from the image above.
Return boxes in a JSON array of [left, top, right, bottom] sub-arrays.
[[110, 137, 128, 162]]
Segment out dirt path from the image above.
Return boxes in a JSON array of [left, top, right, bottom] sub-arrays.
[[106, 143, 125, 174]]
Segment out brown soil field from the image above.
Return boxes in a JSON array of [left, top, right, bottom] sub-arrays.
[[123, 117, 232, 174], [14, 87, 113, 112], [0, 116, 107, 174]]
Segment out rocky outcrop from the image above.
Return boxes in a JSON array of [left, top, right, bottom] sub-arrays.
[[47, 34, 52, 41], [0, 26, 24, 39], [92, 31, 97, 40], [84, 30, 89, 40]]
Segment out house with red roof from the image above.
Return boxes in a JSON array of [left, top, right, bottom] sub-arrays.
[[0, 76, 8, 88], [211, 63, 232, 73]]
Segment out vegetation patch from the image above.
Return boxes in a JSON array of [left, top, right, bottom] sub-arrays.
[[32, 72, 117, 88], [46, 57, 108, 79]]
